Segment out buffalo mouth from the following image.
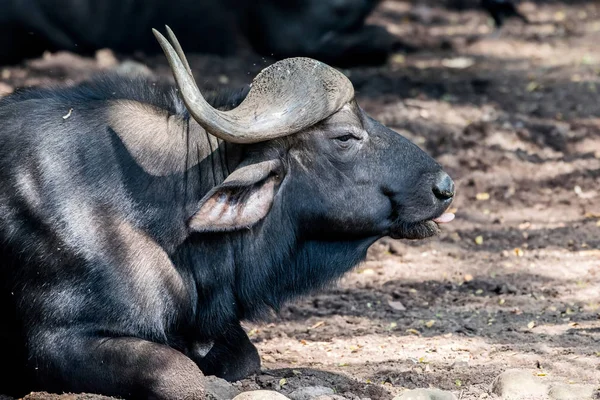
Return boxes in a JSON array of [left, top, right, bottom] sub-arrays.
[[389, 211, 455, 240]]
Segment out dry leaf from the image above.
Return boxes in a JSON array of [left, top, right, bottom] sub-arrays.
[[474, 236, 484, 245], [476, 192, 490, 201], [309, 321, 325, 330], [527, 321, 536, 329], [357, 268, 375, 275], [279, 378, 287, 387], [514, 248, 524, 257], [391, 54, 405, 64], [441, 57, 475, 69], [526, 81, 540, 92], [406, 328, 421, 336], [425, 320, 435, 328]]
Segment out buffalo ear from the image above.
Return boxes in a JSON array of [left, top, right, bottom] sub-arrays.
[[189, 159, 282, 232]]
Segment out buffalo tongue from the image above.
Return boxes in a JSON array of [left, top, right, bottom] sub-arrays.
[[433, 213, 455, 224]]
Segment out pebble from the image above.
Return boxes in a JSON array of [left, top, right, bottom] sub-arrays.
[[205, 376, 241, 400], [112, 60, 153, 77], [288, 387, 335, 400], [393, 388, 457, 400], [233, 390, 290, 400], [491, 369, 548, 399]]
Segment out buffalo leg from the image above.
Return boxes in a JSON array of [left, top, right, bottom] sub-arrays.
[[191, 323, 261, 381], [32, 333, 205, 399]]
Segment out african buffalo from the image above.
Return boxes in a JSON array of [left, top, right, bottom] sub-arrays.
[[0, 0, 394, 66], [0, 27, 454, 399]]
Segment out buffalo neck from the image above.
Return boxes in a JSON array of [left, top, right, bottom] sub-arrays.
[[109, 111, 243, 252], [173, 195, 379, 337]]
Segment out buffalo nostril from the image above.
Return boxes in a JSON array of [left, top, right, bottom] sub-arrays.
[[433, 173, 455, 201]]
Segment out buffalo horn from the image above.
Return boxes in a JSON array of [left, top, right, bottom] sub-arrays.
[[152, 26, 355, 144]]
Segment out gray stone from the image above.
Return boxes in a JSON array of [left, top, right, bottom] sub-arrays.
[[393, 388, 457, 400], [289, 386, 335, 400], [548, 384, 596, 400], [314, 396, 346, 400], [206, 376, 242, 400], [113, 60, 153, 77], [233, 391, 290, 400], [491, 369, 549, 399]]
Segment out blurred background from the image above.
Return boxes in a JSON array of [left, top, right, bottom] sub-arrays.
[[0, 0, 566, 66], [1, 1, 599, 399]]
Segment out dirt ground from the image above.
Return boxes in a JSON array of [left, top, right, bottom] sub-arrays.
[[1, 1, 599, 399]]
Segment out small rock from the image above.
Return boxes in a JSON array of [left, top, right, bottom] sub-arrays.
[[393, 388, 457, 400], [548, 384, 596, 400], [206, 376, 242, 400], [233, 391, 290, 400], [288, 386, 335, 400], [450, 356, 470, 368], [113, 60, 153, 77], [388, 300, 407, 311], [491, 369, 548, 399], [256, 374, 280, 388], [314, 396, 346, 400]]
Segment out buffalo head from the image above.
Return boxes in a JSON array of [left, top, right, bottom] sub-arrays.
[[155, 27, 455, 242]]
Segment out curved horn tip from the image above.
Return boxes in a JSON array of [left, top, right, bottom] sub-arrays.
[[152, 28, 165, 40]]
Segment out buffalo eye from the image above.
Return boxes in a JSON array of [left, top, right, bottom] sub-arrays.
[[335, 134, 355, 142]]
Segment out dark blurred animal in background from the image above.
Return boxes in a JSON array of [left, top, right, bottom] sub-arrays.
[[0, 0, 395, 66], [480, 0, 528, 28], [0, 27, 454, 399]]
